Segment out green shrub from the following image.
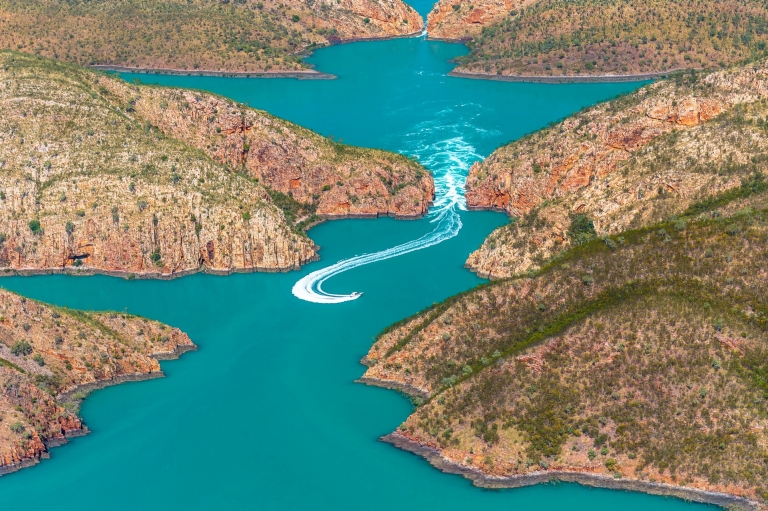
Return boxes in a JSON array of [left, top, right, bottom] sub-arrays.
[[11, 340, 32, 356], [28, 219, 41, 234]]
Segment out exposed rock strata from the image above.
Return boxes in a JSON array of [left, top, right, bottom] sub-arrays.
[[0, 52, 432, 278], [97, 78, 434, 219], [465, 61, 768, 277], [427, 0, 531, 40], [0, 289, 195, 475], [0, 0, 423, 74]]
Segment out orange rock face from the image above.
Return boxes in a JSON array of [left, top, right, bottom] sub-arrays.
[[100, 77, 434, 221], [323, 0, 424, 40], [465, 64, 768, 218], [427, 0, 531, 39], [0, 289, 195, 475], [463, 61, 768, 278]]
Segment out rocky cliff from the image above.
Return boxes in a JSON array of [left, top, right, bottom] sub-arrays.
[[427, 0, 529, 40], [363, 191, 768, 507], [429, 0, 768, 79], [97, 78, 434, 220], [0, 0, 423, 74], [0, 289, 195, 475], [0, 52, 433, 278], [464, 61, 768, 278]]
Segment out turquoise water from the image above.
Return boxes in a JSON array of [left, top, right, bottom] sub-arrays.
[[0, 16, 712, 511]]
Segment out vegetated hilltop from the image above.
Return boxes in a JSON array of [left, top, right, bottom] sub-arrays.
[[0, 0, 423, 74], [362, 182, 768, 507], [465, 61, 768, 278], [427, 0, 768, 78], [0, 289, 195, 475], [0, 52, 433, 278]]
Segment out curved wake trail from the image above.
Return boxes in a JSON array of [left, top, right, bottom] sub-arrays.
[[292, 208, 461, 303], [292, 112, 492, 304]]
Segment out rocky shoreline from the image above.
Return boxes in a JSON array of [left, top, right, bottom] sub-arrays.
[[355, 377, 431, 400], [383, 432, 761, 511], [0, 259, 319, 281], [0, 308, 197, 476], [448, 68, 694, 83], [90, 29, 426, 80], [334, 29, 426, 44], [91, 65, 337, 79]]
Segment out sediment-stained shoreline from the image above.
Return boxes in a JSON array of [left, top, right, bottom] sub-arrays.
[[448, 68, 695, 83], [91, 65, 337, 80], [383, 433, 761, 511]]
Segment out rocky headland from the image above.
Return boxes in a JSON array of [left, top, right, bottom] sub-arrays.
[[464, 60, 768, 278], [0, 0, 423, 75], [0, 52, 433, 279], [0, 289, 195, 476], [427, 0, 768, 79], [364, 190, 768, 508]]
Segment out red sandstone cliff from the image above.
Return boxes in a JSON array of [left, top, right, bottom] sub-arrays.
[[464, 61, 768, 277], [427, 0, 530, 40]]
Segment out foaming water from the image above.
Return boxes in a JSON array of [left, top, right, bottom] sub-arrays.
[[293, 123, 480, 303]]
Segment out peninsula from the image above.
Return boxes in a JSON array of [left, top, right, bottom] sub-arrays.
[[0, 289, 195, 475], [426, 0, 768, 80], [0, 0, 423, 75], [0, 52, 433, 278]]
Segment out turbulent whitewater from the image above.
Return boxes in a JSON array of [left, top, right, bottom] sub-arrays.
[[292, 124, 482, 304]]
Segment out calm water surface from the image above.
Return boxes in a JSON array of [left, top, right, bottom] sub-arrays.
[[0, 6, 711, 509]]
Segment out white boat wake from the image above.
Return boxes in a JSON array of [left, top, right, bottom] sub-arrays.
[[291, 207, 461, 303], [292, 116, 491, 304]]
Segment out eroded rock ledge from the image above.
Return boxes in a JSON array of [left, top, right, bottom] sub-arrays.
[[0, 290, 196, 476]]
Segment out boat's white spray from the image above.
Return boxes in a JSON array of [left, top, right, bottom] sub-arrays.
[[292, 116, 488, 304]]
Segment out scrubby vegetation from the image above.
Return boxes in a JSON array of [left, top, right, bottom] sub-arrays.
[[0, 0, 421, 74], [466, 61, 768, 278], [0, 289, 195, 473], [365, 184, 768, 501], [0, 51, 429, 276], [0, 0, 311, 72], [367, 60, 768, 500], [452, 0, 768, 77]]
